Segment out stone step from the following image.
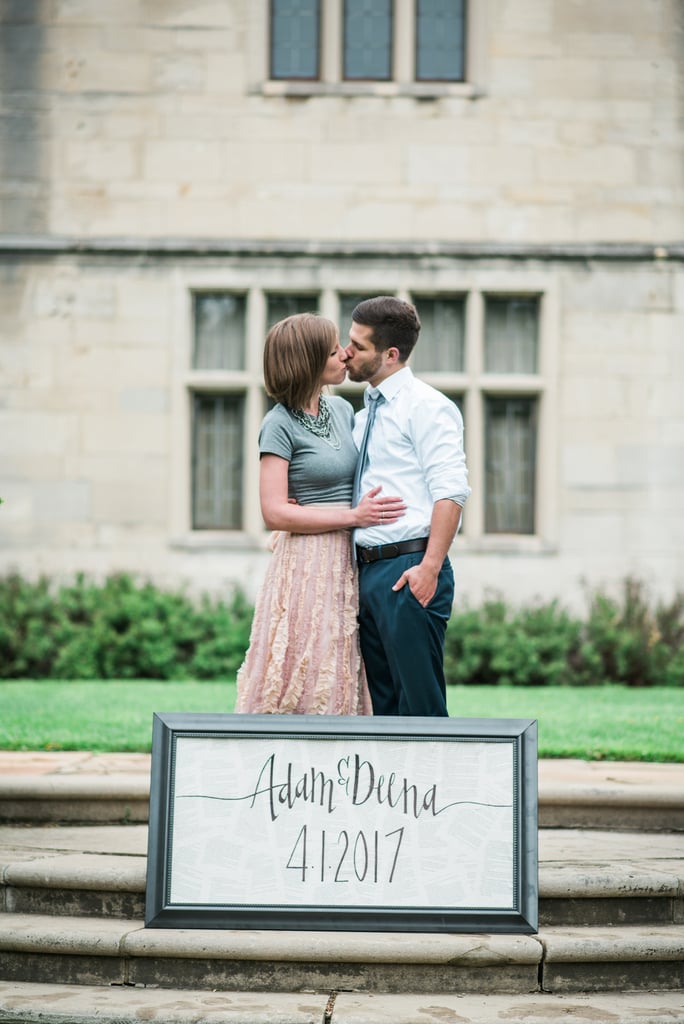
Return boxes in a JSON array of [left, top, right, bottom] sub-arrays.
[[0, 913, 683, 996], [1, 756, 683, 831], [1, 756, 682, 1012], [2, 825, 683, 930], [1, 980, 684, 1024]]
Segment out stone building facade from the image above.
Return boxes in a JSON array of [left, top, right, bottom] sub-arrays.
[[1, 0, 683, 610]]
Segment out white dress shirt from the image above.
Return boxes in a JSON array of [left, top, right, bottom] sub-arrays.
[[353, 366, 471, 550]]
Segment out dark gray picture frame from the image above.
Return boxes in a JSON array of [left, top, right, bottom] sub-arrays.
[[145, 713, 538, 933]]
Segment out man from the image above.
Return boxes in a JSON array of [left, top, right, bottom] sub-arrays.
[[345, 296, 470, 717]]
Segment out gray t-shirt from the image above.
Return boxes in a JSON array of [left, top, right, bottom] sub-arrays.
[[259, 395, 358, 505]]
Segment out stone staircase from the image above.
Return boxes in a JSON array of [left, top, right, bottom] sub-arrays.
[[0, 753, 682, 1023]]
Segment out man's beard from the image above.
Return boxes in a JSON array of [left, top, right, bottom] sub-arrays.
[[346, 352, 384, 383]]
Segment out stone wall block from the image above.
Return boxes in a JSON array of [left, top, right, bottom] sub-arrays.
[[80, 414, 167, 456], [138, 1, 237, 29], [91, 480, 168, 526], [61, 141, 139, 182], [152, 53, 206, 93], [32, 480, 91, 523], [143, 140, 222, 182], [42, 52, 152, 93], [406, 146, 470, 187], [552, 0, 667, 35], [2, 412, 79, 456], [119, 388, 168, 415], [562, 444, 618, 489], [30, 276, 117, 320], [562, 270, 673, 313], [537, 146, 636, 187]]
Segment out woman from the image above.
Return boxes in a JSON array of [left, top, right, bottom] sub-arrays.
[[236, 312, 405, 716]]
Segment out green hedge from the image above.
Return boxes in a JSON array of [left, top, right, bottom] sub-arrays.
[[444, 579, 684, 687], [0, 573, 253, 680], [0, 573, 682, 685]]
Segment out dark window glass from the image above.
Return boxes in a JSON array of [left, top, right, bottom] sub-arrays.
[[193, 294, 246, 371], [344, 0, 392, 80], [270, 0, 320, 80], [192, 394, 244, 529], [266, 293, 319, 328], [412, 296, 465, 373], [484, 297, 539, 374], [485, 396, 537, 534], [338, 293, 368, 336], [334, 388, 365, 413], [416, 0, 466, 82]]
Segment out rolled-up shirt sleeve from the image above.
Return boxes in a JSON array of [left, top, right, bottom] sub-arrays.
[[410, 396, 471, 508]]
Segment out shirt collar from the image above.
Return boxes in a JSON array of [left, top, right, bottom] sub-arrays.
[[372, 365, 413, 404]]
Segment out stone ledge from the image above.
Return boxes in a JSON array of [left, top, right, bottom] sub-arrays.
[[541, 925, 684, 962], [1, 234, 683, 263], [3, 854, 145, 893], [0, 777, 150, 800], [0, 914, 541, 966], [4, 851, 684, 901]]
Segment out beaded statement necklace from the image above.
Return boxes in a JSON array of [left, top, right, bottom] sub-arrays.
[[290, 395, 341, 449]]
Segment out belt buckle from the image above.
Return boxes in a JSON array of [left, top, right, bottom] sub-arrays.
[[360, 545, 382, 563]]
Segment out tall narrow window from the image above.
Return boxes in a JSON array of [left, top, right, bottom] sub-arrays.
[[483, 295, 540, 534], [485, 397, 537, 534], [485, 296, 539, 374], [344, 0, 392, 80], [270, 0, 320, 80], [193, 294, 246, 371], [412, 295, 465, 373], [416, 0, 466, 82], [338, 293, 367, 333], [192, 394, 245, 529], [266, 293, 319, 327]]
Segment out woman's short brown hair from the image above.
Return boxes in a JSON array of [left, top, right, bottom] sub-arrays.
[[263, 312, 339, 410]]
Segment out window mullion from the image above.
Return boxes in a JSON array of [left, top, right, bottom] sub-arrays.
[[464, 290, 484, 540], [536, 289, 559, 546], [321, 0, 341, 82], [394, 0, 415, 84], [243, 288, 267, 534]]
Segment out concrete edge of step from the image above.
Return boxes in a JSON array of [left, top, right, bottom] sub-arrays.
[[0, 913, 543, 964], [1, 914, 684, 965], [0, 776, 150, 800], [2, 776, 684, 811], [0, 981, 684, 1024], [2, 849, 683, 900]]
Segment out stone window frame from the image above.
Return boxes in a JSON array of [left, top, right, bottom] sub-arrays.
[[248, 0, 489, 100], [169, 265, 558, 555]]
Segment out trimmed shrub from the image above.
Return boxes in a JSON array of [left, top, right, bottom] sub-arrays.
[[0, 573, 253, 680], [444, 598, 582, 688], [0, 573, 681, 684], [444, 578, 684, 687]]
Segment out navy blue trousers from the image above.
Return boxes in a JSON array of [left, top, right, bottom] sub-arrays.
[[357, 550, 454, 717]]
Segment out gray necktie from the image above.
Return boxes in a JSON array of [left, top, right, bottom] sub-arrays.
[[352, 390, 383, 507]]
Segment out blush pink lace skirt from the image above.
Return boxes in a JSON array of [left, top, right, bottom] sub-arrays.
[[235, 528, 372, 716]]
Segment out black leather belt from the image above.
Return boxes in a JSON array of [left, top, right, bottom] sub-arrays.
[[356, 537, 429, 564]]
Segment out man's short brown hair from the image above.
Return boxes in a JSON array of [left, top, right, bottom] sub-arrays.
[[351, 296, 421, 362]]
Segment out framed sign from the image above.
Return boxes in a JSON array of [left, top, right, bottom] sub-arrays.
[[145, 713, 537, 933]]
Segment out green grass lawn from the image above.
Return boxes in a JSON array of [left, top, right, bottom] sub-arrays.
[[1, 680, 682, 762]]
